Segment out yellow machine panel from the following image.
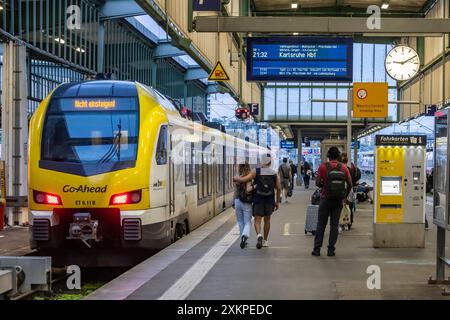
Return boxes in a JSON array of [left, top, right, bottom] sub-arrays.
[[375, 146, 404, 223], [373, 135, 427, 248]]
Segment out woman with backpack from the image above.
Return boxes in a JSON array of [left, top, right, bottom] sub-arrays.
[[234, 162, 254, 249]]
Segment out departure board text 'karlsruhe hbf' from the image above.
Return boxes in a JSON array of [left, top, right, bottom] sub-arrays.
[[246, 38, 353, 82]]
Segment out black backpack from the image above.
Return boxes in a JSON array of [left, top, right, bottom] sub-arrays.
[[325, 163, 347, 200], [238, 183, 253, 203], [255, 168, 276, 197]]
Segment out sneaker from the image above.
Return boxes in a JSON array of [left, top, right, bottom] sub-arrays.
[[240, 235, 248, 249], [256, 235, 263, 249], [338, 226, 343, 234], [311, 249, 321, 256], [327, 248, 336, 257], [263, 240, 269, 247]]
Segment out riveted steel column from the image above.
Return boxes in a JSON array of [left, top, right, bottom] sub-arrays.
[[1, 42, 28, 226]]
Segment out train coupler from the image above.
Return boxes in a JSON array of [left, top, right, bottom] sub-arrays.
[[66, 212, 101, 248]]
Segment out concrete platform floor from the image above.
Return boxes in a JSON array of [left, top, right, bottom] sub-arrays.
[[89, 187, 450, 300], [0, 226, 32, 256]]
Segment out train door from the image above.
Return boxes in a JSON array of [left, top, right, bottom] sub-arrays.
[[168, 125, 175, 216]]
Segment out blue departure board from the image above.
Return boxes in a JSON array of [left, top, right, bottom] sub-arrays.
[[246, 37, 353, 82]]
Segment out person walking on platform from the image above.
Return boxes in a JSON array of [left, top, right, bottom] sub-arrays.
[[312, 147, 353, 257], [278, 158, 292, 203], [234, 162, 254, 249], [303, 161, 312, 190], [341, 152, 360, 229], [289, 160, 298, 192], [234, 153, 281, 249]]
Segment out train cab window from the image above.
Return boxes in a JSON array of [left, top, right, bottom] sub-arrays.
[[41, 97, 139, 176], [156, 125, 168, 165]]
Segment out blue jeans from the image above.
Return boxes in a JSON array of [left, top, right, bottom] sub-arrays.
[[234, 199, 253, 238]]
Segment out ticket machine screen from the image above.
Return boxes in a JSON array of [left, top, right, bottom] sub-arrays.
[[381, 177, 402, 195]]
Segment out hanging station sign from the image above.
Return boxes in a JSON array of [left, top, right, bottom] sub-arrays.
[[246, 37, 353, 82]]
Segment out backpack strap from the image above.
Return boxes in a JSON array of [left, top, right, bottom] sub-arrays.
[[325, 162, 332, 172]]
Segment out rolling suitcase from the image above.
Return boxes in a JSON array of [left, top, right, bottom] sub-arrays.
[[305, 204, 319, 235]]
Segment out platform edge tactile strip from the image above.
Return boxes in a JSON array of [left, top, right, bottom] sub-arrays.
[[85, 209, 235, 300]]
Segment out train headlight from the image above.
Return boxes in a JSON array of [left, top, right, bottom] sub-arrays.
[[33, 190, 63, 205], [110, 190, 142, 205]]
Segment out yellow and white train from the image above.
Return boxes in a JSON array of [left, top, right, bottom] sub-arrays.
[[28, 80, 268, 266]]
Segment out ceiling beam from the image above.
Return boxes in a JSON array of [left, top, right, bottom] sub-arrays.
[[99, 0, 145, 20], [421, 0, 440, 15], [253, 5, 420, 18], [193, 16, 450, 34]]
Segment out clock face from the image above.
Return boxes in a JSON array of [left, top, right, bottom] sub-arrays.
[[385, 45, 420, 81]]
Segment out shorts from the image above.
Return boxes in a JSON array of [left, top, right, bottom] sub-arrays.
[[253, 202, 275, 217], [281, 179, 290, 189]]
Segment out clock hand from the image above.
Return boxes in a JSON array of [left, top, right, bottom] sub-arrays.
[[400, 56, 417, 65]]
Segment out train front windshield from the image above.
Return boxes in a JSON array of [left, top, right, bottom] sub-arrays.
[[40, 97, 139, 176]]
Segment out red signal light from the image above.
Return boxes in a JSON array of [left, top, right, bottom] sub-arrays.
[[33, 190, 63, 206], [110, 190, 142, 205]]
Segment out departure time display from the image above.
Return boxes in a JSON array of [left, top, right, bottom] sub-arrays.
[[246, 37, 353, 82]]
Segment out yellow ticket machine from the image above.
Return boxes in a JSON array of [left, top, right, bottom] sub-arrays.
[[373, 135, 427, 248]]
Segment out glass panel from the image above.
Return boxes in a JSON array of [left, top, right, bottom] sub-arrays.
[[288, 88, 300, 120], [374, 45, 385, 82], [324, 88, 337, 121], [264, 88, 276, 121], [337, 89, 348, 121], [42, 98, 138, 164], [300, 87, 312, 120], [353, 43, 362, 82], [276, 88, 288, 121], [312, 88, 324, 121], [156, 125, 168, 165]]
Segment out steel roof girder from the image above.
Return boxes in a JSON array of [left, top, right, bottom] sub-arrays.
[[193, 16, 450, 34], [185, 67, 208, 81]]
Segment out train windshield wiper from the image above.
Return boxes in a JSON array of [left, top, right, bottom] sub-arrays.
[[97, 120, 122, 164]]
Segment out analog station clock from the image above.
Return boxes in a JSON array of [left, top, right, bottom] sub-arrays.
[[385, 45, 420, 81]]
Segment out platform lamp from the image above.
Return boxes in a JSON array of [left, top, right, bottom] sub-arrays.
[[381, 0, 390, 10], [291, 1, 298, 9]]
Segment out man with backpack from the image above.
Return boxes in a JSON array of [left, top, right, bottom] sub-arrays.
[[278, 158, 292, 203], [234, 153, 282, 249], [312, 147, 353, 257]]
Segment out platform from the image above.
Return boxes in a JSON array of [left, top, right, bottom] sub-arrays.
[[87, 188, 448, 300], [0, 227, 32, 256]]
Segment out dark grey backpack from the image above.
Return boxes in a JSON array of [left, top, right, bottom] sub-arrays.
[[325, 163, 347, 200]]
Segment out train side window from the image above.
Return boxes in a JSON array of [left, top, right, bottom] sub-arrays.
[[185, 142, 197, 186], [156, 125, 168, 165]]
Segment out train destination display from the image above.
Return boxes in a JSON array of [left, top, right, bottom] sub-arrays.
[[247, 37, 353, 82]]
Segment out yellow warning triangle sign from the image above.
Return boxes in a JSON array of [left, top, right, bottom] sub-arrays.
[[208, 61, 230, 81]]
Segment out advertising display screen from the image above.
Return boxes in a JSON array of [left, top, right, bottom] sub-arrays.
[[381, 177, 402, 195], [246, 37, 353, 82]]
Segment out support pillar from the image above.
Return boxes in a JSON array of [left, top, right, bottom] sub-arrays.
[[97, 21, 105, 74], [346, 90, 353, 165], [297, 129, 302, 186], [1, 42, 29, 226]]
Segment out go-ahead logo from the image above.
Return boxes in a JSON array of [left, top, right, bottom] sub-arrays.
[[63, 185, 108, 193]]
